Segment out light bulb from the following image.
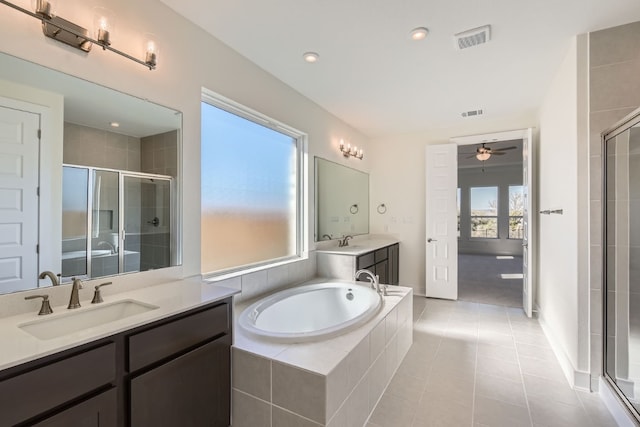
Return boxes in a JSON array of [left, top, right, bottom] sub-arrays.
[[93, 7, 116, 46], [145, 35, 159, 68]]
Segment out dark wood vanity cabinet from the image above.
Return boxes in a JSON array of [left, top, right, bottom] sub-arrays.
[[0, 297, 232, 427], [357, 243, 399, 285]]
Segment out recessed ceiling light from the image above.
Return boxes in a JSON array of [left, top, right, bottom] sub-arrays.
[[410, 27, 429, 41], [303, 52, 319, 63], [109, 121, 120, 128]]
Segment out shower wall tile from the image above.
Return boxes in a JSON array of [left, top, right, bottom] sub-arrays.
[[63, 123, 141, 171], [590, 21, 640, 67], [141, 130, 178, 177]]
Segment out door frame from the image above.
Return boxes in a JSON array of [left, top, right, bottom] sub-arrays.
[[439, 128, 535, 315]]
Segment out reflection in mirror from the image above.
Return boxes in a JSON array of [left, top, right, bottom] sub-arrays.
[[315, 157, 369, 241], [0, 52, 181, 295], [604, 112, 640, 421]]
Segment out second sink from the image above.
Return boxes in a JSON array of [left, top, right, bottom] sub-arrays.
[[19, 299, 159, 340]]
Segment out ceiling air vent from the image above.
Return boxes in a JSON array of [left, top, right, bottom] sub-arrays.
[[461, 109, 484, 118], [454, 25, 491, 50]]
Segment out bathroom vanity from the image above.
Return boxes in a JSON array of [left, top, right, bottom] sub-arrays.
[[0, 281, 237, 426], [316, 238, 400, 285]]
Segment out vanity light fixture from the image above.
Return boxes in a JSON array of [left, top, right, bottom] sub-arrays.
[[303, 52, 319, 63], [339, 139, 364, 160], [410, 27, 429, 41], [1, 0, 158, 70]]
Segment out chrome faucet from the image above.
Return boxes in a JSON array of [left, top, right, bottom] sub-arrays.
[[355, 269, 384, 294], [39, 271, 60, 286], [338, 235, 353, 247], [68, 277, 83, 309]]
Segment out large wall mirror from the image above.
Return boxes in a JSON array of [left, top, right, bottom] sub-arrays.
[[603, 107, 640, 421], [0, 52, 182, 295], [315, 157, 369, 241]]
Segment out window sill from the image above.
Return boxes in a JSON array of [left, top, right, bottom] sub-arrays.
[[202, 253, 309, 283]]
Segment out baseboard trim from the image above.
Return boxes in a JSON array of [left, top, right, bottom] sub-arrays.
[[599, 377, 637, 426], [538, 311, 589, 390]]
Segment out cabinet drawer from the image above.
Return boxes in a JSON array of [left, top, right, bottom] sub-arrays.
[[374, 247, 388, 263], [357, 252, 375, 269], [128, 302, 229, 372], [0, 342, 116, 426]]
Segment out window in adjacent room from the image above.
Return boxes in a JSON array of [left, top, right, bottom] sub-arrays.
[[470, 186, 498, 238], [201, 93, 305, 275], [508, 185, 524, 239]]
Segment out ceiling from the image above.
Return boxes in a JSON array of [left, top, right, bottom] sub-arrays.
[[458, 139, 522, 169], [159, 0, 640, 137]]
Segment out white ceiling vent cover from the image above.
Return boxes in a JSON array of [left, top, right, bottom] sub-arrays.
[[454, 25, 491, 50]]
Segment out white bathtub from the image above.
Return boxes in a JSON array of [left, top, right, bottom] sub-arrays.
[[238, 281, 382, 343]]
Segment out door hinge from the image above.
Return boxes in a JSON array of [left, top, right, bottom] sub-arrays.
[[36, 244, 39, 254], [37, 187, 40, 196], [37, 129, 41, 140]]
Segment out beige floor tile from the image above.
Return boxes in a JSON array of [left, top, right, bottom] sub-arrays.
[[476, 355, 522, 383], [518, 355, 566, 381], [528, 397, 596, 427], [523, 374, 581, 407], [369, 393, 418, 427], [386, 372, 427, 403], [515, 342, 557, 361], [473, 395, 532, 427], [413, 390, 473, 426], [475, 373, 527, 408], [477, 343, 519, 363]]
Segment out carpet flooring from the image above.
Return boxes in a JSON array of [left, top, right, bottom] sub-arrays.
[[458, 253, 524, 308]]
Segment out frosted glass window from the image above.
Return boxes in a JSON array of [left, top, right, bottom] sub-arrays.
[[201, 100, 302, 274], [470, 186, 498, 238]]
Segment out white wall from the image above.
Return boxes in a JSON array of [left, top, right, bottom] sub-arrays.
[[368, 113, 536, 296], [0, 0, 371, 295], [537, 36, 585, 387]]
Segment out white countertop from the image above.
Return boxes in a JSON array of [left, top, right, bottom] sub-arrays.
[[315, 237, 399, 256], [0, 279, 239, 371]]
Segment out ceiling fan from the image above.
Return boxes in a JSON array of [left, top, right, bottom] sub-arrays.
[[463, 142, 518, 161]]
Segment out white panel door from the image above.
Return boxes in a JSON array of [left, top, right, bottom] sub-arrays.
[[425, 143, 458, 300], [0, 105, 40, 293], [522, 128, 534, 317]]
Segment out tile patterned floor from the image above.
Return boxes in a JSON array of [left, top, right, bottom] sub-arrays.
[[458, 254, 524, 308], [366, 297, 618, 427]]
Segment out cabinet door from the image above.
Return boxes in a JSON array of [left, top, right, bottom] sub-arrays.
[[33, 389, 117, 427], [130, 334, 231, 427], [375, 259, 388, 284], [389, 244, 399, 285]]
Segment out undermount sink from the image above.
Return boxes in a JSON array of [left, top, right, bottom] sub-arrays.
[[19, 299, 159, 340]]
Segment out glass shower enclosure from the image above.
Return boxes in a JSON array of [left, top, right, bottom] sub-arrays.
[[603, 108, 640, 422], [62, 165, 173, 279]]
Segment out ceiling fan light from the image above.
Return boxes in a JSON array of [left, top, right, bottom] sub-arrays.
[[476, 151, 490, 161]]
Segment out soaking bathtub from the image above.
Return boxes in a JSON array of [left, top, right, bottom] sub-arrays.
[[238, 280, 383, 343]]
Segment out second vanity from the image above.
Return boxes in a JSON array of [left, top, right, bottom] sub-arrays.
[[316, 237, 400, 286], [0, 279, 238, 426]]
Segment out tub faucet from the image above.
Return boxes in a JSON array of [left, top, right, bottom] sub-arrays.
[[39, 271, 60, 286], [338, 235, 353, 247], [68, 277, 83, 309], [355, 269, 382, 294]]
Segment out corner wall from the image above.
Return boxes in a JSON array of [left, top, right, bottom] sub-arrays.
[[537, 36, 584, 387]]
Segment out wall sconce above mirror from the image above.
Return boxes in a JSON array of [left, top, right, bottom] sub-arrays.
[[1, 0, 158, 69], [339, 139, 364, 160]]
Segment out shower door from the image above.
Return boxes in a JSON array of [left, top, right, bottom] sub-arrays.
[[603, 108, 640, 422], [122, 174, 172, 273]]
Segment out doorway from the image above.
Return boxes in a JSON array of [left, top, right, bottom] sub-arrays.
[[425, 128, 534, 316], [457, 139, 524, 308]]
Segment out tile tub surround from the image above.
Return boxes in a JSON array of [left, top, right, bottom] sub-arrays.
[[0, 278, 239, 371], [232, 284, 413, 427]]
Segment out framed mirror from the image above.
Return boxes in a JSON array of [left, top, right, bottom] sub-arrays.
[[314, 157, 369, 242], [603, 107, 640, 421], [0, 52, 182, 295]]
